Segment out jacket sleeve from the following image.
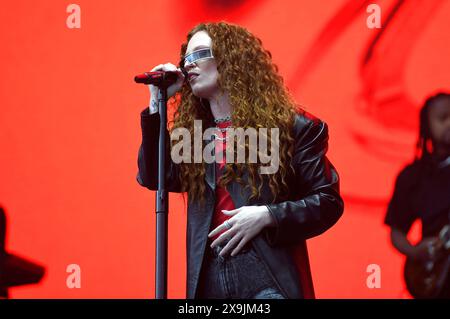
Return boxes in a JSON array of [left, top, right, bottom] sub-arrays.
[[136, 108, 182, 193], [264, 116, 344, 246]]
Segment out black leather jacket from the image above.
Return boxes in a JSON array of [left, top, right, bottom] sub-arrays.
[[136, 108, 344, 298]]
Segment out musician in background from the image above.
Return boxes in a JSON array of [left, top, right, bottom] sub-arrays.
[[385, 92, 450, 298]]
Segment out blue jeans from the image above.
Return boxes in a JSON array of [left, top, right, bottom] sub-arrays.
[[196, 241, 286, 299]]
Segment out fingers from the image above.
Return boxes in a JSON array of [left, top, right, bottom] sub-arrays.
[[150, 64, 164, 72], [148, 63, 185, 95], [208, 206, 245, 237], [208, 219, 234, 239], [210, 226, 235, 248], [151, 62, 179, 72], [230, 237, 249, 257], [222, 207, 243, 216], [211, 230, 230, 248], [148, 64, 165, 92], [219, 233, 243, 257]]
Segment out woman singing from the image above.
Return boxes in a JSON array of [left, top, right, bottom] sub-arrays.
[[137, 21, 344, 299]]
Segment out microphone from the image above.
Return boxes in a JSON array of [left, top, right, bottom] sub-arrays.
[[134, 70, 179, 87]]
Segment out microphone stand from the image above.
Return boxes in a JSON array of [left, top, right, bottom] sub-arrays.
[[152, 73, 175, 299], [135, 70, 178, 299]]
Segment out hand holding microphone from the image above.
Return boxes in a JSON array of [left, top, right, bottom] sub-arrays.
[[135, 63, 185, 114]]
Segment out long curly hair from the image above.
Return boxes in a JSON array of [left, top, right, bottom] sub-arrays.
[[168, 21, 300, 207]]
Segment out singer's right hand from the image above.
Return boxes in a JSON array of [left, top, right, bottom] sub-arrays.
[[148, 63, 185, 100]]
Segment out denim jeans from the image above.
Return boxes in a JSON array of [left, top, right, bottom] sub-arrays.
[[196, 240, 286, 299]]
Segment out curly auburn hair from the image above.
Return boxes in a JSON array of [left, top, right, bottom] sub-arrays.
[[168, 21, 301, 207]]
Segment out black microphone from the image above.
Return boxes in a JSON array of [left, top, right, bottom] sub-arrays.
[[134, 71, 179, 87]]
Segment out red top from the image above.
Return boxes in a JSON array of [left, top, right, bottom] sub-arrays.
[[209, 120, 235, 242]]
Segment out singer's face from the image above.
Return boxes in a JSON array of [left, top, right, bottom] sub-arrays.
[[184, 31, 219, 99]]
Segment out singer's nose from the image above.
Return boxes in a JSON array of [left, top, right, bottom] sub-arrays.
[[183, 61, 197, 71]]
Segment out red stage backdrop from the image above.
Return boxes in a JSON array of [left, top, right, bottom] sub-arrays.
[[0, 0, 449, 298]]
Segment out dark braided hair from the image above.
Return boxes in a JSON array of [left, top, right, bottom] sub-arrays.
[[415, 92, 450, 162]]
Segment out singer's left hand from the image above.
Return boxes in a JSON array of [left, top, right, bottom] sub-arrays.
[[208, 205, 276, 257]]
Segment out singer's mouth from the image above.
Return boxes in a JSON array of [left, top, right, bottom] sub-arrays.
[[188, 73, 199, 82]]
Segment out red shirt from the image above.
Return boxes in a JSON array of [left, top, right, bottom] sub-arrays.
[[209, 120, 235, 242]]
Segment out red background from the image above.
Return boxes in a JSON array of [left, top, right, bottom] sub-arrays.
[[0, 0, 449, 298]]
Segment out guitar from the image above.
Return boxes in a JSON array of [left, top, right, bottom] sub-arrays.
[[404, 224, 450, 298]]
